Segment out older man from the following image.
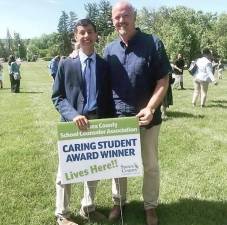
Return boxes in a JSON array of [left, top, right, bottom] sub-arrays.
[[104, 1, 171, 225]]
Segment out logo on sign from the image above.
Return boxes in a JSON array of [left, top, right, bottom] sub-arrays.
[[121, 163, 140, 175]]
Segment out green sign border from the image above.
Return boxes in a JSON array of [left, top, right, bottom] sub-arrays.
[[57, 116, 139, 140]]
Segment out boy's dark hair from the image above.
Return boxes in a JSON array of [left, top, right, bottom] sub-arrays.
[[74, 18, 96, 33]]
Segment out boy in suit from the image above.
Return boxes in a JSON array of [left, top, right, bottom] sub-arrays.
[[52, 19, 114, 225]]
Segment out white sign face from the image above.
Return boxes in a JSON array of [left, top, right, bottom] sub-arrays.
[[57, 117, 143, 184]]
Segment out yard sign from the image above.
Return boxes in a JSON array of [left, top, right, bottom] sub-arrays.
[[57, 117, 143, 184]]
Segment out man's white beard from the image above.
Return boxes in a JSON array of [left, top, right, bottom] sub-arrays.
[[118, 27, 127, 36]]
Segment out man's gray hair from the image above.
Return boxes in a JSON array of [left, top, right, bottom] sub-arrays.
[[112, 0, 137, 16]]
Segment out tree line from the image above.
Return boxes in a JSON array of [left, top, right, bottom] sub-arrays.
[[0, 0, 227, 62]]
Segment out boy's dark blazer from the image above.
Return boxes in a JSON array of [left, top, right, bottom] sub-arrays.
[[52, 54, 114, 121]]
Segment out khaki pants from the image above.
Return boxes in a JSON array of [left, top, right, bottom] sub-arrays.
[[55, 167, 71, 217], [111, 125, 161, 209], [173, 74, 183, 89], [192, 79, 209, 106], [55, 172, 99, 217], [55, 113, 99, 217]]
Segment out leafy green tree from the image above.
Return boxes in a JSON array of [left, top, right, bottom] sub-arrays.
[[0, 40, 8, 60], [26, 32, 61, 59], [136, 8, 158, 34], [136, 6, 218, 62], [4, 3, 225, 63], [97, 0, 114, 36], [69, 11, 78, 41], [85, 2, 99, 22], [95, 31, 117, 55], [13, 32, 26, 59], [47, 33, 62, 57], [212, 13, 227, 59], [29, 35, 49, 49], [85, 0, 114, 37], [26, 43, 39, 61], [58, 11, 72, 56], [6, 28, 13, 54]]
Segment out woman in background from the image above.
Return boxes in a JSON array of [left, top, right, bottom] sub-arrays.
[[192, 48, 217, 107], [8, 55, 21, 93]]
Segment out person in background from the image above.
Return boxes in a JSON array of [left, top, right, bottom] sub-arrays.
[[8, 55, 21, 93], [161, 73, 174, 120], [0, 62, 3, 89], [52, 18, 114, 225], [217, 59, 224, 79], [103, 1, 171, 225], [172, 53, 185, 90], [211, 59, 218, 76], [192, 48, 217, 107], [49, 55, 60, 80]]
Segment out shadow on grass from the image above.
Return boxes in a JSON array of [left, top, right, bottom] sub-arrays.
[[0, 87, 11, 90], [0, 91, 44, 94], [185, 88, 194, 91], [207, 100, 227, 109], [64, 198, 227, 225], [211, 100, 227, 104], [123, 199, 227, 225], [71, 202, 146, 225], [167, 111, 205, 119], [19, 91, 44, 94], [172, 87, 194, 91], [159, 198, 227, 225], [206, 104, 227, 109], [0, 88, 44, 94]]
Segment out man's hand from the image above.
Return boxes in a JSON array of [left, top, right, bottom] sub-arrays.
[[73, 115, 89, 130], [136, 107, 154, 126]]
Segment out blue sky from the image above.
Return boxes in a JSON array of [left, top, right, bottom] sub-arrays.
[[0, 0, 227, 39]]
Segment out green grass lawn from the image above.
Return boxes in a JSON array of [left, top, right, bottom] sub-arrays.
[[0, 61, 227, 225]]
